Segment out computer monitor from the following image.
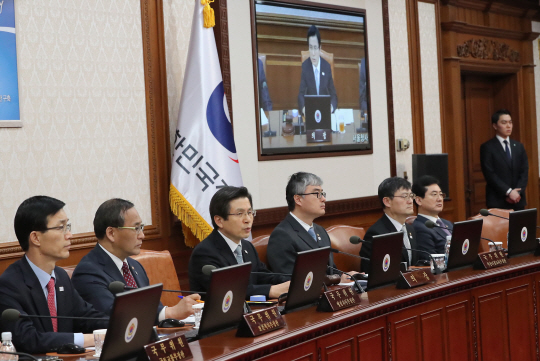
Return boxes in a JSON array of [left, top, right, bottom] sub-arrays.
[[507, 208, 538, 258], [366, 232, 403, 290], [446, 219, 483, 272]]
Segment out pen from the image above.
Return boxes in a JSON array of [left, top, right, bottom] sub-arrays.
[[178, 295, 204, 303]]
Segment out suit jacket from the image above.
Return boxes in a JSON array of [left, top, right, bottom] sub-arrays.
[[188, 230, 288, 299], [258, 58, 272, 111], [71, 245, 164, 324], [298, 57, 338, 113], [359, 215, 418, 273], [267, 213, 336, 275], [412, 215, 453, 260], [480, 137, 528, 210], [0, 257, 108, 354]]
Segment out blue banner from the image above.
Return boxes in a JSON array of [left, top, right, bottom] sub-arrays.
[[0, 0, 21, 127]]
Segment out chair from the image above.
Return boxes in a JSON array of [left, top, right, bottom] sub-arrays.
[[131, 249, 182, 307], [252, 235, 270, 265], [326, 225, 366, 272], [62, 266, 76, 278], [469, 208, 512, 253], [405, 216, 417, 225], [300, 49, 335, 78]]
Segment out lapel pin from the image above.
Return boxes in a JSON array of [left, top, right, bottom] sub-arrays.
[[59, 287, 64, 292], [317, 234, 321, 241], [322, 72, 325, 76], [409, 233, 412, 238], [244, 250, 248, 254], [131, 266, 138, 275]]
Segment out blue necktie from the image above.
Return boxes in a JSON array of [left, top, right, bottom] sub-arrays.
[[504, 140, 511, 161], [308, 227, 317, 242], [315, 70, 320, 95], [234, 245, 243, 264]]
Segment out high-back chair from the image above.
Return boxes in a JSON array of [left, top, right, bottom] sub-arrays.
[[252, 235, 270, 266], [326, 225, 366, 272], [469, 208, 512, 253]]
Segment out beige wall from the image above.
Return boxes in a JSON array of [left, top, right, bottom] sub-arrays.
[[0, 0, 152, 243]]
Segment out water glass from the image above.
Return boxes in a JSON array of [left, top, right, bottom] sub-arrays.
[[93, 329, 107, 356], [192, 303, 204, 329], [489, 242, 503, 252], [431, 254, 446, 273]]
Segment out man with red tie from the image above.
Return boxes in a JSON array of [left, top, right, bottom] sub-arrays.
[[0, 196, 108, 353], [72, 198, 200, 324]]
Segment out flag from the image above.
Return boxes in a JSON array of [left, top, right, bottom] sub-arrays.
[[170, 0, 243, 247]]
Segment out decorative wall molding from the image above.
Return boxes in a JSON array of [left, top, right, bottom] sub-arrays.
[[457, 38, 520, 62]]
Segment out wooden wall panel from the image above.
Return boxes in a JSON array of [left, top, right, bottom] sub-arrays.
[[393, 317, 421, 361], [476, 292, 506, 361], [506, 285, 535, 361], [255, 340, 317, 361], [420, 311, 445, 361], [445, 301, 472, 361]]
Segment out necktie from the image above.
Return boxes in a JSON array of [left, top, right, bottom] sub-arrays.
[[234, 245, 244, 264], [401, 225, 412, 264], [504, 140, 511, 161], [122, 262, 138, 289], [308, 227, 317, 242], [436, 219, 452, 237], [46, 278, 57, 332], [315, 69, 320, 95]]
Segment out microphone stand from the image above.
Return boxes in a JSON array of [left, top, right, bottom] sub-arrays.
[[327, 266, 365, 294], [402, 247, 443, 275]]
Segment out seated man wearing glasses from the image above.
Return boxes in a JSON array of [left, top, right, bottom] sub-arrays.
[[360, 177, 419, 273], [267, 172, 356, 282], [0, 196, 109, 354], [189, 186, 290, 299], [411, 175, 453, 261], [72, 199, 200, 324]]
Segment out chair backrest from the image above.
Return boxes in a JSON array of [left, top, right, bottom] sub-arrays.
[[469, 208, 512, 253], [405, 216, 417, 225], [300, 49, 335, 79], [252, 235, 270, 265], [326, 225, 366, 272], [131, 249, 182, 307], [62, 266, 76, 278]]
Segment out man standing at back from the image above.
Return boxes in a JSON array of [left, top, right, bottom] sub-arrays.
[[480, 109, 528, 210], [72, 199, 200, 324], [360, 177, 418, 273], [0, 196, 108, 354]]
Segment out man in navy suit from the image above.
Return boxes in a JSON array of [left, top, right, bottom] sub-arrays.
[[298, 25, 338, 115], [360, 177, 419, 273], [411, 176, 453, 260], [72, 199, 200, 324], [0, 196, 108, 353], [480, 109, 529, 210], [189, 187, 290, 299]]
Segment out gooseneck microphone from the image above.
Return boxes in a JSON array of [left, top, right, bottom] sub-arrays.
[[1, 308, 109, 322], [424, 220, 452, 231], [329, 248, 370, 262], [201, 265, 292, 277], [327, 266, 365, 294], [349, 236, 370, 245], [401, 247, 443, 275], [479, 209, 509, 220], [108, 281, 205, 295]]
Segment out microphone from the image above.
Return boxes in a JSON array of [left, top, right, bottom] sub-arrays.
[[479, 209, 509, 220], [402, 247, 443, 275], [329, 248, 370, 262], [349, 236, 371, 245], [327, 266, 365, 294], [1, 308, 109, 322], [201, 265, 292, 277], [108, 281, 205, 295], [424, 219, 452, 232], [0, 350, 40, 361]]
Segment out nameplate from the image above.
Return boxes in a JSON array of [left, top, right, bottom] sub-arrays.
[[317, 286, 361, 312], [144, 334, 192, 361], [474, 250, 508, 270], [236, 306, 285, 337], [307, 129, 332, 143], [396, 269, 435, 289]]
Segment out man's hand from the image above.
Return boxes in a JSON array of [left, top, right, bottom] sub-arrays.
[[508, 188, 522, 203], [269, 281, 290, 299], [166, 294, 201, 320], [83, 334, 95, 347], [340, 271, 359, 284]]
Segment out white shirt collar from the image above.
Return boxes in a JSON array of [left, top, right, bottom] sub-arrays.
[[289, 212, 313, 232], [496, 134, 510, 145], [385, 213, 405, 232], [25, 255, 56, 291], [98, 243, 126, 274], [418, 213, 439, 223], [218, 230, 242, 254]]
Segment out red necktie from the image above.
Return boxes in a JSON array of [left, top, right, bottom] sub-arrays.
[[122, 262, 138, 289], [46, 278, 58, 332]]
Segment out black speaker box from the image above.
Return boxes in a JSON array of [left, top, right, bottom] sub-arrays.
[[412, 154, 449, 197]]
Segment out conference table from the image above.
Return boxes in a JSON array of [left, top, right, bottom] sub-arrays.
[[186, 253, 540, 361]]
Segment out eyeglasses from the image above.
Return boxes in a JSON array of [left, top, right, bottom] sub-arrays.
[[228, 210, 257, 218], [45, 223, 71, 234], [428, 192, 446, 199], [390, 193, 416, 200], [297, 191, 326, 199], [116, 224, 145, 234], [309, 45, 320, 52]]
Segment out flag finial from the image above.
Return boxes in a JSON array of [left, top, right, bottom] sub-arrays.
[[201, 0, 215, 28]]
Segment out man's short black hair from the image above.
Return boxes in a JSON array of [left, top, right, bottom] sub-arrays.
[[491, 109, 511, 124], [306, 25, 321, 47], [209, 186, 253, 229], [285, 172, 323, 211], [377, 177, 411, 208], [14, 196, 65, 252], [411, 175, 440, 206], [94, 198, 135, 240]]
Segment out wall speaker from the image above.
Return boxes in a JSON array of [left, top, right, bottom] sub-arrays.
[[412, 154, 449, 197]]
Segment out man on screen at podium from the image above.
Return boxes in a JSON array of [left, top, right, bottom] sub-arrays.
[[267, 172, 357, 282], [298, 25, 338, 115], [360, 177, 419, 273], [0, 196, 108, 354], [411, 175, 453, 260]]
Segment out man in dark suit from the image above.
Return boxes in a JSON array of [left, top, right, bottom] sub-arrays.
[[480, 109, 529, 210], [298, 25, 338, 115], [411, 176, 453, 260], [0, 196, 108, 354], [72, 199, 200, 324], [267, 172, 357, 281], [189, 187, 290, 299], [360, 177, 419, 273]]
